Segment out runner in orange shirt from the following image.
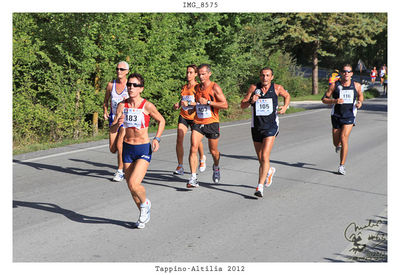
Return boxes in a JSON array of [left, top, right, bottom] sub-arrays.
[[173, 65, 206, 175], [186, 64, 228, 187]]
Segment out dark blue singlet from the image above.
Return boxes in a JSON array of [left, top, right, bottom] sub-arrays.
[[251, 82, 279, 130], [331, 80, 358, 119]]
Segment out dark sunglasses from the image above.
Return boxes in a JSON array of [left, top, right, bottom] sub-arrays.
[[342, 70, 352, 73], [127, 82, 144, 88], [116, 68, 128, 71]]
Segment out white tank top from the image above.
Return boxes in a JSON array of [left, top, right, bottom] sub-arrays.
[[110, 80, 128, 115]]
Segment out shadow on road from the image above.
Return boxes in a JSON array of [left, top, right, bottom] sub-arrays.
[[270, 159, 338, 175], [200, 182, 258, 200], [220, 154, 337, 175], [13, 200, 139, 229], [219, 153, 258, 161], [13, 159, 115, 180], [142, 169, 192, 192], [143, 169, 257, 199]]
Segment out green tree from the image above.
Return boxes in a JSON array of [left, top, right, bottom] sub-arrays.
[[273, 13, 385, 94]]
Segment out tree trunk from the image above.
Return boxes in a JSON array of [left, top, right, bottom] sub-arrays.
[[93, 64, 100, 136], [74, 90, 81, 139], [92, 112, 98, 136], [311, 40, 321, 95], [312, 47, 319, 95]]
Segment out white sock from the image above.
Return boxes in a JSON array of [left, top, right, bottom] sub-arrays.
[[118, 169, 123, 173], [191, 173, 197, 178], [140, 199, 149, 207]]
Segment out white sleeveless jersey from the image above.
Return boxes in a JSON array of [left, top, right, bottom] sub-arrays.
[[110, 80, 128, 115]]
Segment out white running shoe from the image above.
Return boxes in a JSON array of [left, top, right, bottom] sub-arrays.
[[139, 199, 151, 224], [212, 165, 220, 183], [113, 170, 124, 182], [187, 175, 199, 188], [338, 165, 346, 175], [135, 221, 145, 229], [254, 184, 264, 197], [265, 167, 276, 187], [199, 155, 206, 172], [174, 165, 184, 175]]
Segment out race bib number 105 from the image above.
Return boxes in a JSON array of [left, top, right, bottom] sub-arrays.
[[256, 98, 273, 116]]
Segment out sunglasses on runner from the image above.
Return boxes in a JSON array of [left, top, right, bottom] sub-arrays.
[[342, 70, 352, 73], [116, 68, 128, 71], [127, 82, 144, 88]]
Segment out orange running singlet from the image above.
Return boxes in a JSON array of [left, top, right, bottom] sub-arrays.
[[179, 84, 197, 120], [194, 82, 219, 125]]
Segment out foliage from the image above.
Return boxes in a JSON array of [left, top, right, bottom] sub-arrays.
[[271, 13, 387, 94], [363, 88, 381, 99], [12, 13, 387, 148]]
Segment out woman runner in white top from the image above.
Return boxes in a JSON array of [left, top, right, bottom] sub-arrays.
[[103, 61, 129, 182]]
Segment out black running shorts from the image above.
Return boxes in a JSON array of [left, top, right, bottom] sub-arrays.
[[192, 122, 220, 139], [251, 126, 279, 142], [178, 115, 195, 129], [331, 115, 355, 129]]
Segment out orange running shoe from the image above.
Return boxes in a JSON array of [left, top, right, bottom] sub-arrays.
[[174, 164, 184, 175], [199, 155, 206, 172], [265, 167, 276, 187]]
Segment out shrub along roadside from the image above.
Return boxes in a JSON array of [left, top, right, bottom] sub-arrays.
[[363, 88, 381, 99]]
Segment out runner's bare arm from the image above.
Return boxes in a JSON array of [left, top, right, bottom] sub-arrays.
[[322, 84, 343, 104], [103, 82, 113, 120], [355, 82, 364, 108], [173, 88, 184, 110], [173, 101, 180, 110], [240, 84, 258, 109], [110, 102, 124, 133], [276, 84, 291, 114], [146, 102, 166, 152], [198, 83, 228, 109]]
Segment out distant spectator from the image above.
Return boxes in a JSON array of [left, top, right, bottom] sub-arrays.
[[370, 67, 377, 84], [379, 64, 387, 85]]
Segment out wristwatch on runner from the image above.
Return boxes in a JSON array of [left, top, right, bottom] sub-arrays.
[[207, 100, 211, 105]]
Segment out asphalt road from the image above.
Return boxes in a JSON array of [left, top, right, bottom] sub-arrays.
[[13, 97, 387, 264]]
